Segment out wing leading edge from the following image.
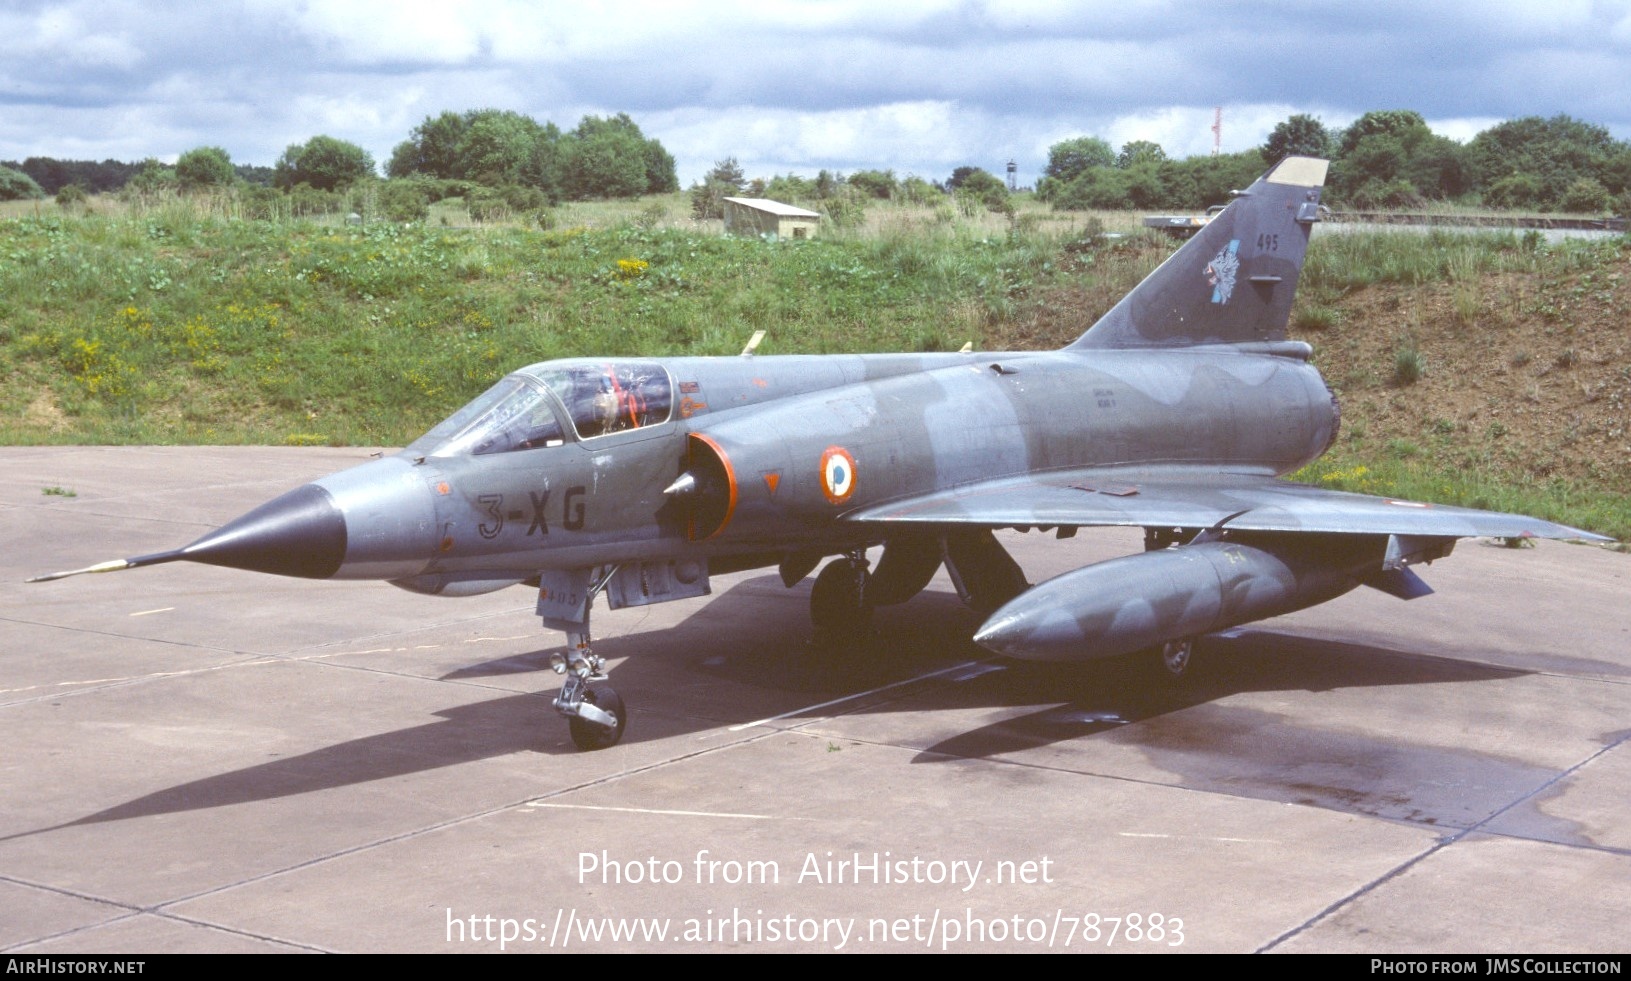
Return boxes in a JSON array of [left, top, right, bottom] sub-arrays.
[[842, 470, 1608, 542]]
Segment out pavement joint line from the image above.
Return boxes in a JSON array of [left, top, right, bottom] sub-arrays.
[[0, 608, 546, 702], [126, 725, 786, 918], [0, 876, 323, 954], [3, 907, 329, 955], [0, 912, 145, 955], [526, 802, 801, 821], [0, 647, 342, 702], [15, 505, 217, 528], [727, 659, 983, 732], [127, 910, 335, 954], [1254, 724, 1631, 953], [789, 713, 1631, 858], [1468, 826, 1631, 859]]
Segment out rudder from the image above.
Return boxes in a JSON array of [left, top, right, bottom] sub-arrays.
[[1069, 156, 1329, 351]]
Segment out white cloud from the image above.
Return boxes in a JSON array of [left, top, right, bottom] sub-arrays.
[[270, 0, 489, 63], [3, 0, 1630, 172], [1425, 117, 1506, 144]]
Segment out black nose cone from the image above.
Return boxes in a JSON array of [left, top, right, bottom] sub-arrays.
[[179, 483, 347, 579]]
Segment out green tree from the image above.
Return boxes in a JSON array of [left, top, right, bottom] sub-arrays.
[[690, 157, 746, 219], [388, 108, 561, 197], [175, 146, 235, 191], [1559, 177, 1612, 214], [460, 111, 547, 186], [389, 110, 469, 179], [561, 113, 668, 199], [1331, 112, 1433, 204], [562, 127, 645, 200], [705, 157, 746, 192], [1403, 135, 1469, 199], [1338, 110, 1431, 157], [847, 168, 898, 199], [1263, 114, 1333, 163], [643, 139, 679, 194], [1116, 140, 1167, 169], [689, 179, 736, 219], [949, 167, 1008, 213], [1052, 168, 1131, 210], [1466, 115, 1621, 207], [0, 165, 45, 200], [1160, 151, 1267, 210], [1043, 137, 1114, 185], [763, 173, 817, 202], [274, 136, 375, 192], [1484, 173, 1545, 209]]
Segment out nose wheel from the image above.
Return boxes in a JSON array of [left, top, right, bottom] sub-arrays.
[[552, 640, 627, 750], [566, 683, 626, 751]]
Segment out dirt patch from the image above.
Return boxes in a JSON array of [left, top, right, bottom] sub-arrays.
[[23, 391, 69, 433], [1298, 258, 1631, 484]]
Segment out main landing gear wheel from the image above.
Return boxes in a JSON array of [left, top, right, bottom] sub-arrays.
[[1151, 637, 1195, 684], [809, 554, 872, 646], [568, 686, 626, 751]]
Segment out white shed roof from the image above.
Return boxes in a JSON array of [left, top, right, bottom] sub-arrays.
[[723, 197, 822, 218]]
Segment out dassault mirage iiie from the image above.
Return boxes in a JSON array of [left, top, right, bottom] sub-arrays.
[[31, 156, 1608, 749]]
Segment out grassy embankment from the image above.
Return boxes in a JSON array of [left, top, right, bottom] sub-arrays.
[[3, 193, 1627, 539]]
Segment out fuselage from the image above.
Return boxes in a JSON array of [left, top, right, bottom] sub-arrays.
[[325, 348, 1338, 592]]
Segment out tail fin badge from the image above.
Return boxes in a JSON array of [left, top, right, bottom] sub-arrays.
[[1207, 240, 1240, 304]]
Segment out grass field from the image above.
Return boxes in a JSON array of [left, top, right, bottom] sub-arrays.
[[3, 191, 1627, 539]]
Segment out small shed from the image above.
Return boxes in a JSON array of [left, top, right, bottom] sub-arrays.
[[722, 197, 822, 240]]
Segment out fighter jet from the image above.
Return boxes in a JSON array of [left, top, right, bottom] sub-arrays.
[[30, 156, 1608, 749]]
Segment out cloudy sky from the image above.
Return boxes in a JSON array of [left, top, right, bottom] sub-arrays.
[[5, 0, 1631, 187]]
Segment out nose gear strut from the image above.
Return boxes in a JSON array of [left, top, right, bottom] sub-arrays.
[[541, 565, 628, 750]]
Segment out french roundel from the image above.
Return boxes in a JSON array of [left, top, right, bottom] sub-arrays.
[[820, 446, 857, 504]]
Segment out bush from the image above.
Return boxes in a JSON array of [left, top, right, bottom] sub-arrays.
[[238, 184, 286, 221], [1393, 345, 1426, 385], [1051, 168, 1130, 210], [275, 135, 376, 192], [467, 184, 546, 223], [378, 180, 430, 222], [820, 196, 866, 229], [1350, 178, 1424, 210], [1485, 173, 1544, 210], [763, 173, 817, 204], [847, 169, 898, 200], [287, 182, 346, 217], [176, 146, 235, 191], [1293, 306, 1339, 332], [1559, 177, 1611, 214], [0, 164, 45, 199]]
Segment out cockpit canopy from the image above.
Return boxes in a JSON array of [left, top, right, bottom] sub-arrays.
[[408, 361, 674, 457]]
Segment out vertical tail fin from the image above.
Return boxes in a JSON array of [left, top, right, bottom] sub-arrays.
[[1068, 156, 1329, 351]]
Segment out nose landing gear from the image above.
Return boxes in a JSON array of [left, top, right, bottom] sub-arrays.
[[553, 640, 626, 750], [541, 566, 627, 750]]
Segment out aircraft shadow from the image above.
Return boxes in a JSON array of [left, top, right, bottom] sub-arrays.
[[7, 579, 1534, 840], [905, 630, 1528, 763]]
